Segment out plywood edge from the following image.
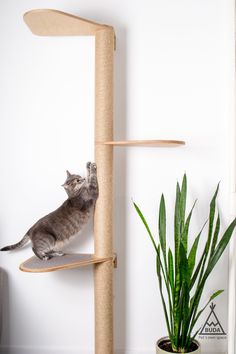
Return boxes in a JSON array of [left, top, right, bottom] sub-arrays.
[[23, 9, 113, 36], [96, 140, 186, 147], [19, 254, 113, 273]]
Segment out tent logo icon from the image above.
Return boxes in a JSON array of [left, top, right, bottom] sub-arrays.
[[199, 303, 226, 336]]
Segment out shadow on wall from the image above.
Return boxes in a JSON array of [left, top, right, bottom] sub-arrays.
[[113, 26, 128, 352], [0, 268, 10, 351]]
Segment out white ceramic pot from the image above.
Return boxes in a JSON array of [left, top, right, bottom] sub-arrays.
[[156, 337, 201, 354]]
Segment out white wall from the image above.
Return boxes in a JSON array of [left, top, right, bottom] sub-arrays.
[[0, 1, 234, 354]]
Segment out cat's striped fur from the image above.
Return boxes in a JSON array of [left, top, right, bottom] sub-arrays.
[[0, 162, 98, 260]]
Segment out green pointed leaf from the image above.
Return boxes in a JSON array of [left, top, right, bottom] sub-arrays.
[[203, 217, 236, 282], [210, 289, 224, 300], [188, 235, 200, 278], [156, 245, 161, 278], [191, 183, 220, 290], [190, 244, 206, 290], [168, 248, 174, 295], [180, 174, 187, 233], [173, 270, 181, 329], [182, 285, 190, 348], [206, 183, 220, 253], [175, 182, 181, 265], [159, 194, 166, 259], [156, 249, 172, 339], [177, 285, 186, 345], [210, 212, 220, 259], [188, 221, 207, 281], [180, 241, 190, 284], [133, 201, 158, 253], [174, 182, 181, 345], [181, 200, 197, 252]]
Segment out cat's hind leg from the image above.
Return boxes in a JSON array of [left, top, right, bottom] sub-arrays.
[[32, 233, 57, 261], [32, 247, 51, 261]]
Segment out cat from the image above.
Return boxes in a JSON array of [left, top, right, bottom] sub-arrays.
[[0, 162, 98, 260]]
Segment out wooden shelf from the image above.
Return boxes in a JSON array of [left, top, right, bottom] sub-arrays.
[[97, 140, 185, 147], [20, 253, 113, 273], [23, 9, 112, 36]]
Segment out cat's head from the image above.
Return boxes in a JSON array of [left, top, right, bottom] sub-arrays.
[[62, 170, 86, 197]]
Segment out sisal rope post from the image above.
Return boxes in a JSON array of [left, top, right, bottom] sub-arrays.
[[94, 27, 115, 354]]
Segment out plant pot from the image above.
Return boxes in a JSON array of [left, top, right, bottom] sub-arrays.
[[156, 337, 200, 354]]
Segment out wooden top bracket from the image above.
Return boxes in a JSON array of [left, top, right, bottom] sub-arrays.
[[24, 9, 114, 37]]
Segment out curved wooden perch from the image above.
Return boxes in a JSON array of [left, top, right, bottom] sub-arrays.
[[20, 253, 113, 273]]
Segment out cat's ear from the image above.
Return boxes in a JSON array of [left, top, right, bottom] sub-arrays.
[[66, 170, 72, 178]]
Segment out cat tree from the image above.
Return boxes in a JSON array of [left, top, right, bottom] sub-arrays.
[[20, 9, 185, 354]]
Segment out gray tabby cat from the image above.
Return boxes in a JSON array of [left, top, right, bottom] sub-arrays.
[[0, 162, 98, 260]]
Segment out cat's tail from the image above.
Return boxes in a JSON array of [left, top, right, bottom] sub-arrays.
[[0, 234, 30, 251]]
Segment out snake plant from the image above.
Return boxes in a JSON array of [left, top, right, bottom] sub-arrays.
[[133, 174, 236, 353]]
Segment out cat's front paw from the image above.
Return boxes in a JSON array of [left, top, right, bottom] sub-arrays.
[[86, 161, 91, 170], [90, 163, 97, 173]]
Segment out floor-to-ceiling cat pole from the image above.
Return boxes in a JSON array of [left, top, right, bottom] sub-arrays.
[[21, 9, 185, 354], [94, 27, 114, 354]]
